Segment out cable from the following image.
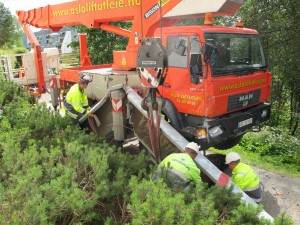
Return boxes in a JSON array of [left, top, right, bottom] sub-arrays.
[[139, 0, 143, 38], [159, 0, 163, 40]]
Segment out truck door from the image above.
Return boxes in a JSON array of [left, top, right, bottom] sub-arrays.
[[190, 35, 203, 85], [161, 35, 204, 116], [160, 35, 188, 110]]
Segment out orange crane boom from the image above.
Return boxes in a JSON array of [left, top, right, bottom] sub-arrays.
[[17, 0, 243, 92]]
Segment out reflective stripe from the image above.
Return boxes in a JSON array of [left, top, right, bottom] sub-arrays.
[[244, 183, 261, 192], [160, 153, 201, 184], [169, 168, 188, 182], [67, 111, 78, 118], [63, 83, 90, 119], [236, 171, 247, 176], [253, 196, 262, 203], [232, 163, 260, 190], [245, 184, 262, 203], [66, 100, 82, 107], [63, 100, 79, 119], [64, 84, 89, 116]]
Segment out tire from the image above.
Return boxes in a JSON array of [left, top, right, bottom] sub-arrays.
[[214, 135, 244, 150]]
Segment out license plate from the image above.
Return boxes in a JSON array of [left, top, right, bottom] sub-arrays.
[[238, 118, 253, 128]]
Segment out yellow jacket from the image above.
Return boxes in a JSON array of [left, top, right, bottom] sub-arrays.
[[160, 153, 201, 184], [62, 84, 90, 119], [231, 163, 260, 190]]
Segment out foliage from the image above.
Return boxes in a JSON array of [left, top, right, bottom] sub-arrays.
[[274, 212, 295, 225], [0, 3, 22, 48], [128, 178, 275, 225], [0, 79, 294, 224], [240, 0, 300, 137], [240, 126, 300, 172], [0, 77, 35, 106], [70, 22, 131, 65], [0, 78, 149, 224]]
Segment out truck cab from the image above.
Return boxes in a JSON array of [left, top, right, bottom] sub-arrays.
[[157, 26, 271, 149]]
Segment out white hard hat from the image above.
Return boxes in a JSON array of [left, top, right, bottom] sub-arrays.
[[80, 73, 92, 83], [185, 142, 200, 154], [225, 152, 240, 164]]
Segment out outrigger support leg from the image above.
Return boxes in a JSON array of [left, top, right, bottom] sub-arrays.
[[137, 38, 168, 163], [142, 88, 165, 163]]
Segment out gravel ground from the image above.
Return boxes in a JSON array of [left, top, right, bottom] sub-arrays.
[[254, 166, 300, 224]]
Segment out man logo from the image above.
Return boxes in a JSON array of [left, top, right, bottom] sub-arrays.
[[243, 101, 249, 107], [239, 93, 253, 102]]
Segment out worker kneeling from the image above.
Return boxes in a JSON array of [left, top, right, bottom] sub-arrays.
[[153, 142, 202, 192], [62, 73, 92, 125], [225, 152, 262, 203]]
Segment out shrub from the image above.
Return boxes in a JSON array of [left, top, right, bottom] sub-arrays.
[[0, 78, 294, 224], [0, 78, 150, 224], [128, 177, 276, 225], [240, 126, 300, 168]]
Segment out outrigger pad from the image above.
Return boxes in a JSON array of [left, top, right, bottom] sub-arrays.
[[136, 38, 168, 88]]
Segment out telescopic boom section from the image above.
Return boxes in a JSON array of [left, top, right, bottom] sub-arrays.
[[20, 24, 46, 94], [16, 0, 243, 82], [16, 0, 185, 70]]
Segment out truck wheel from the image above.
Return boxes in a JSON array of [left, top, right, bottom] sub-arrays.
[[161, 100, 182, 131], [214, 135, 244, 150]]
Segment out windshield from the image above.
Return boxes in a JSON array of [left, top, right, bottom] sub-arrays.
[[204, 33, 267, 76]]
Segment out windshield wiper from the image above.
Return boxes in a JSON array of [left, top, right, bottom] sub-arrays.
[[212, 69, 233, 76], [212, 67, 267, 76], [238, 67, 266, 74], [228, 67, 266, 76], [232, 69, 253, 75]]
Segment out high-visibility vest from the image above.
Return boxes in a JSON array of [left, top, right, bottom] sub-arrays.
[[231, 163, 260, 190], [159, 153, 201, 184], [62, 84, 90, 119]]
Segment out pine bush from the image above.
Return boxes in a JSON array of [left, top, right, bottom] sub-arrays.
[[0, 78, 293, 224]]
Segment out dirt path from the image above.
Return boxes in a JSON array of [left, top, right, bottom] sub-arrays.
[[253, 167, 300, 224]]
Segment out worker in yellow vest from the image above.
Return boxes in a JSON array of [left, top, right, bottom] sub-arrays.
[[62, 73, 92, 125], [225, 152, 262, 203], [153, 142, 202, 191]]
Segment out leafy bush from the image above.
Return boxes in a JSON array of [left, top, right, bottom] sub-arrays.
[[240, 126, 300, 169], [0, 78, 34, 106]]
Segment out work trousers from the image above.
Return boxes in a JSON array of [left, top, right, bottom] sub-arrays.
[[244, 184, 262, 203]]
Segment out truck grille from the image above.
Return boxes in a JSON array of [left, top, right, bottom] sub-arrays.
[[227, 89, 261, 111]]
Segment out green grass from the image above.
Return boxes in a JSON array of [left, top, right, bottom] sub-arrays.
[[209, 145, 300, 178]]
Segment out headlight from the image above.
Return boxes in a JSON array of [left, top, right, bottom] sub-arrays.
[[195, 128, 207, 139], [208, 126, 223, 138]]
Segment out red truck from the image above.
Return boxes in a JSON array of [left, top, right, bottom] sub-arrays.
[[16, 0, 271, 149]]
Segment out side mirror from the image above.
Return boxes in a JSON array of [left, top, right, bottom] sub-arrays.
[[201, 43, 215, 63], [190, 64, 202, 85], [174, 39, 186, 56]]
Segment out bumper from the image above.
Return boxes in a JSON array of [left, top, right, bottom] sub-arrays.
[[184, 103, 271, 149]]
